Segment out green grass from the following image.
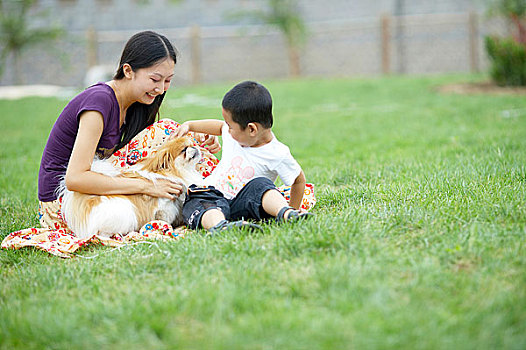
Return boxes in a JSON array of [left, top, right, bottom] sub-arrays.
[[1, 75, 525, 349]]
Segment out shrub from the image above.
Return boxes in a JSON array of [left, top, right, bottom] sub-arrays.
[[485, 36, 526, 86]]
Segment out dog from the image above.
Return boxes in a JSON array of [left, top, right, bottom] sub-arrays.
[[59, 136, 203, 239]]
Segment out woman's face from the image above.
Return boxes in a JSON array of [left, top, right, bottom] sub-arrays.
[[129, 58, 175, 104]]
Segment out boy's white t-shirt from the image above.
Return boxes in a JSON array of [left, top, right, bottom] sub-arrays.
[[204, 123, 301, 199]]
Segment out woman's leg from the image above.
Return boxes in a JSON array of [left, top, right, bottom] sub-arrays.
[[39, 199, 71, 232]]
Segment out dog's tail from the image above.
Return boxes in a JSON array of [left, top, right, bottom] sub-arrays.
[[55, 173, 67, 200]]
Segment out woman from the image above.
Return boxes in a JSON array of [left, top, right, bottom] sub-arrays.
[[37, 30, 219, 230]]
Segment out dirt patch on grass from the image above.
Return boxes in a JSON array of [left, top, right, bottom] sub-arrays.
[[437, 81, 526, 95]]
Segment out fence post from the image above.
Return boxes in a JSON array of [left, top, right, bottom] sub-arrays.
[[381, 14, 391, 75], [190, 25, 202, 85], [469, 11, 480, 73], [86, 27, 98, 68], [394, 0, 406, 74]]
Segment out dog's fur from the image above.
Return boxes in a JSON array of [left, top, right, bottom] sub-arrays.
[[59, 137, 203, 239]]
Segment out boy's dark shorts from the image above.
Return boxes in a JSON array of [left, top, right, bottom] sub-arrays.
[[182, 177, 277, 230]]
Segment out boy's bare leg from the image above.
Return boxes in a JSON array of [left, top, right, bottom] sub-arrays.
[[200, 209, 226, 230], [262, 189, 293, 219]]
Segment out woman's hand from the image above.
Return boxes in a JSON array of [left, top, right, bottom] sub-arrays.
[[143, 178, 183, 199]]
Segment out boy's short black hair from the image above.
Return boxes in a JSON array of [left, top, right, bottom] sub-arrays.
[[222, 81, 273, 129]]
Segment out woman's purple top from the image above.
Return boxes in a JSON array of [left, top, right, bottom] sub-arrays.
[[38, 83, 121, 202]]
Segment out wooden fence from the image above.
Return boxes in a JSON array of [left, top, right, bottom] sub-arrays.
[[0, 12, 507, 87]]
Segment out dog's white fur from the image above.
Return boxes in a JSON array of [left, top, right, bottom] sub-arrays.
[[59, 137, 203, 239]]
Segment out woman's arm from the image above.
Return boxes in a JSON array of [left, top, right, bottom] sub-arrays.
[[65, 111, 182, 199], [288, 170, 306, 210]]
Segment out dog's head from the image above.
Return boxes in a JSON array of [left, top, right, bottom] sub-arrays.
[[139, 136, 201, 177]]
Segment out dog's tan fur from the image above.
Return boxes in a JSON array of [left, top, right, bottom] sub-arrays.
[[60, 137, 203, 238]]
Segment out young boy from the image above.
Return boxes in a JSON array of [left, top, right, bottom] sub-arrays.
[[175, 81, 312, 233]]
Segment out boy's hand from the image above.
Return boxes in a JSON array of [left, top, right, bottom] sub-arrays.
[[174, 122, 191, 138], [172, 122, 221, 154], [200, 134, 221, 154]]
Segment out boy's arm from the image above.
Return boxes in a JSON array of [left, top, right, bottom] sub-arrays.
[[176, 119, 225, 137], [288, 170, 306, 210]]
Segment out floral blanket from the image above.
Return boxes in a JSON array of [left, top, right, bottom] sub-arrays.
[[1, 119, 316, 258]]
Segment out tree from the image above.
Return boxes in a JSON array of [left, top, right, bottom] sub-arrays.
[[485, 0, 526, 86], [489, 0, 526, 44], [231, 0, 307, 78], [0, 0, 63, 84]]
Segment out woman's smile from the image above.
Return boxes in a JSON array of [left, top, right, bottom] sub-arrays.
[[146, 91, 157, 99]]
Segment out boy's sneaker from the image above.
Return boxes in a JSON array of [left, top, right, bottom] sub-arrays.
[[207, 219, 263, 236], [277, 206, 314, 222]]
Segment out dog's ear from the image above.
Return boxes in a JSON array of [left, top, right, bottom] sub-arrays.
[[141, 146, 169, 173], [140, 137, 188, 173]]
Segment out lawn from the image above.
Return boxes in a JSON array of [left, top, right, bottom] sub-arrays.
[[1, 75, 525, 349]]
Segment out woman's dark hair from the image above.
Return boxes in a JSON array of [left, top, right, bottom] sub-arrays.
[[113, 31, 177, 151], [222, 81, 273, 130]]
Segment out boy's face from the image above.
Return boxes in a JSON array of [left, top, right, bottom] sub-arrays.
[[222, 108, 252, 147]]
